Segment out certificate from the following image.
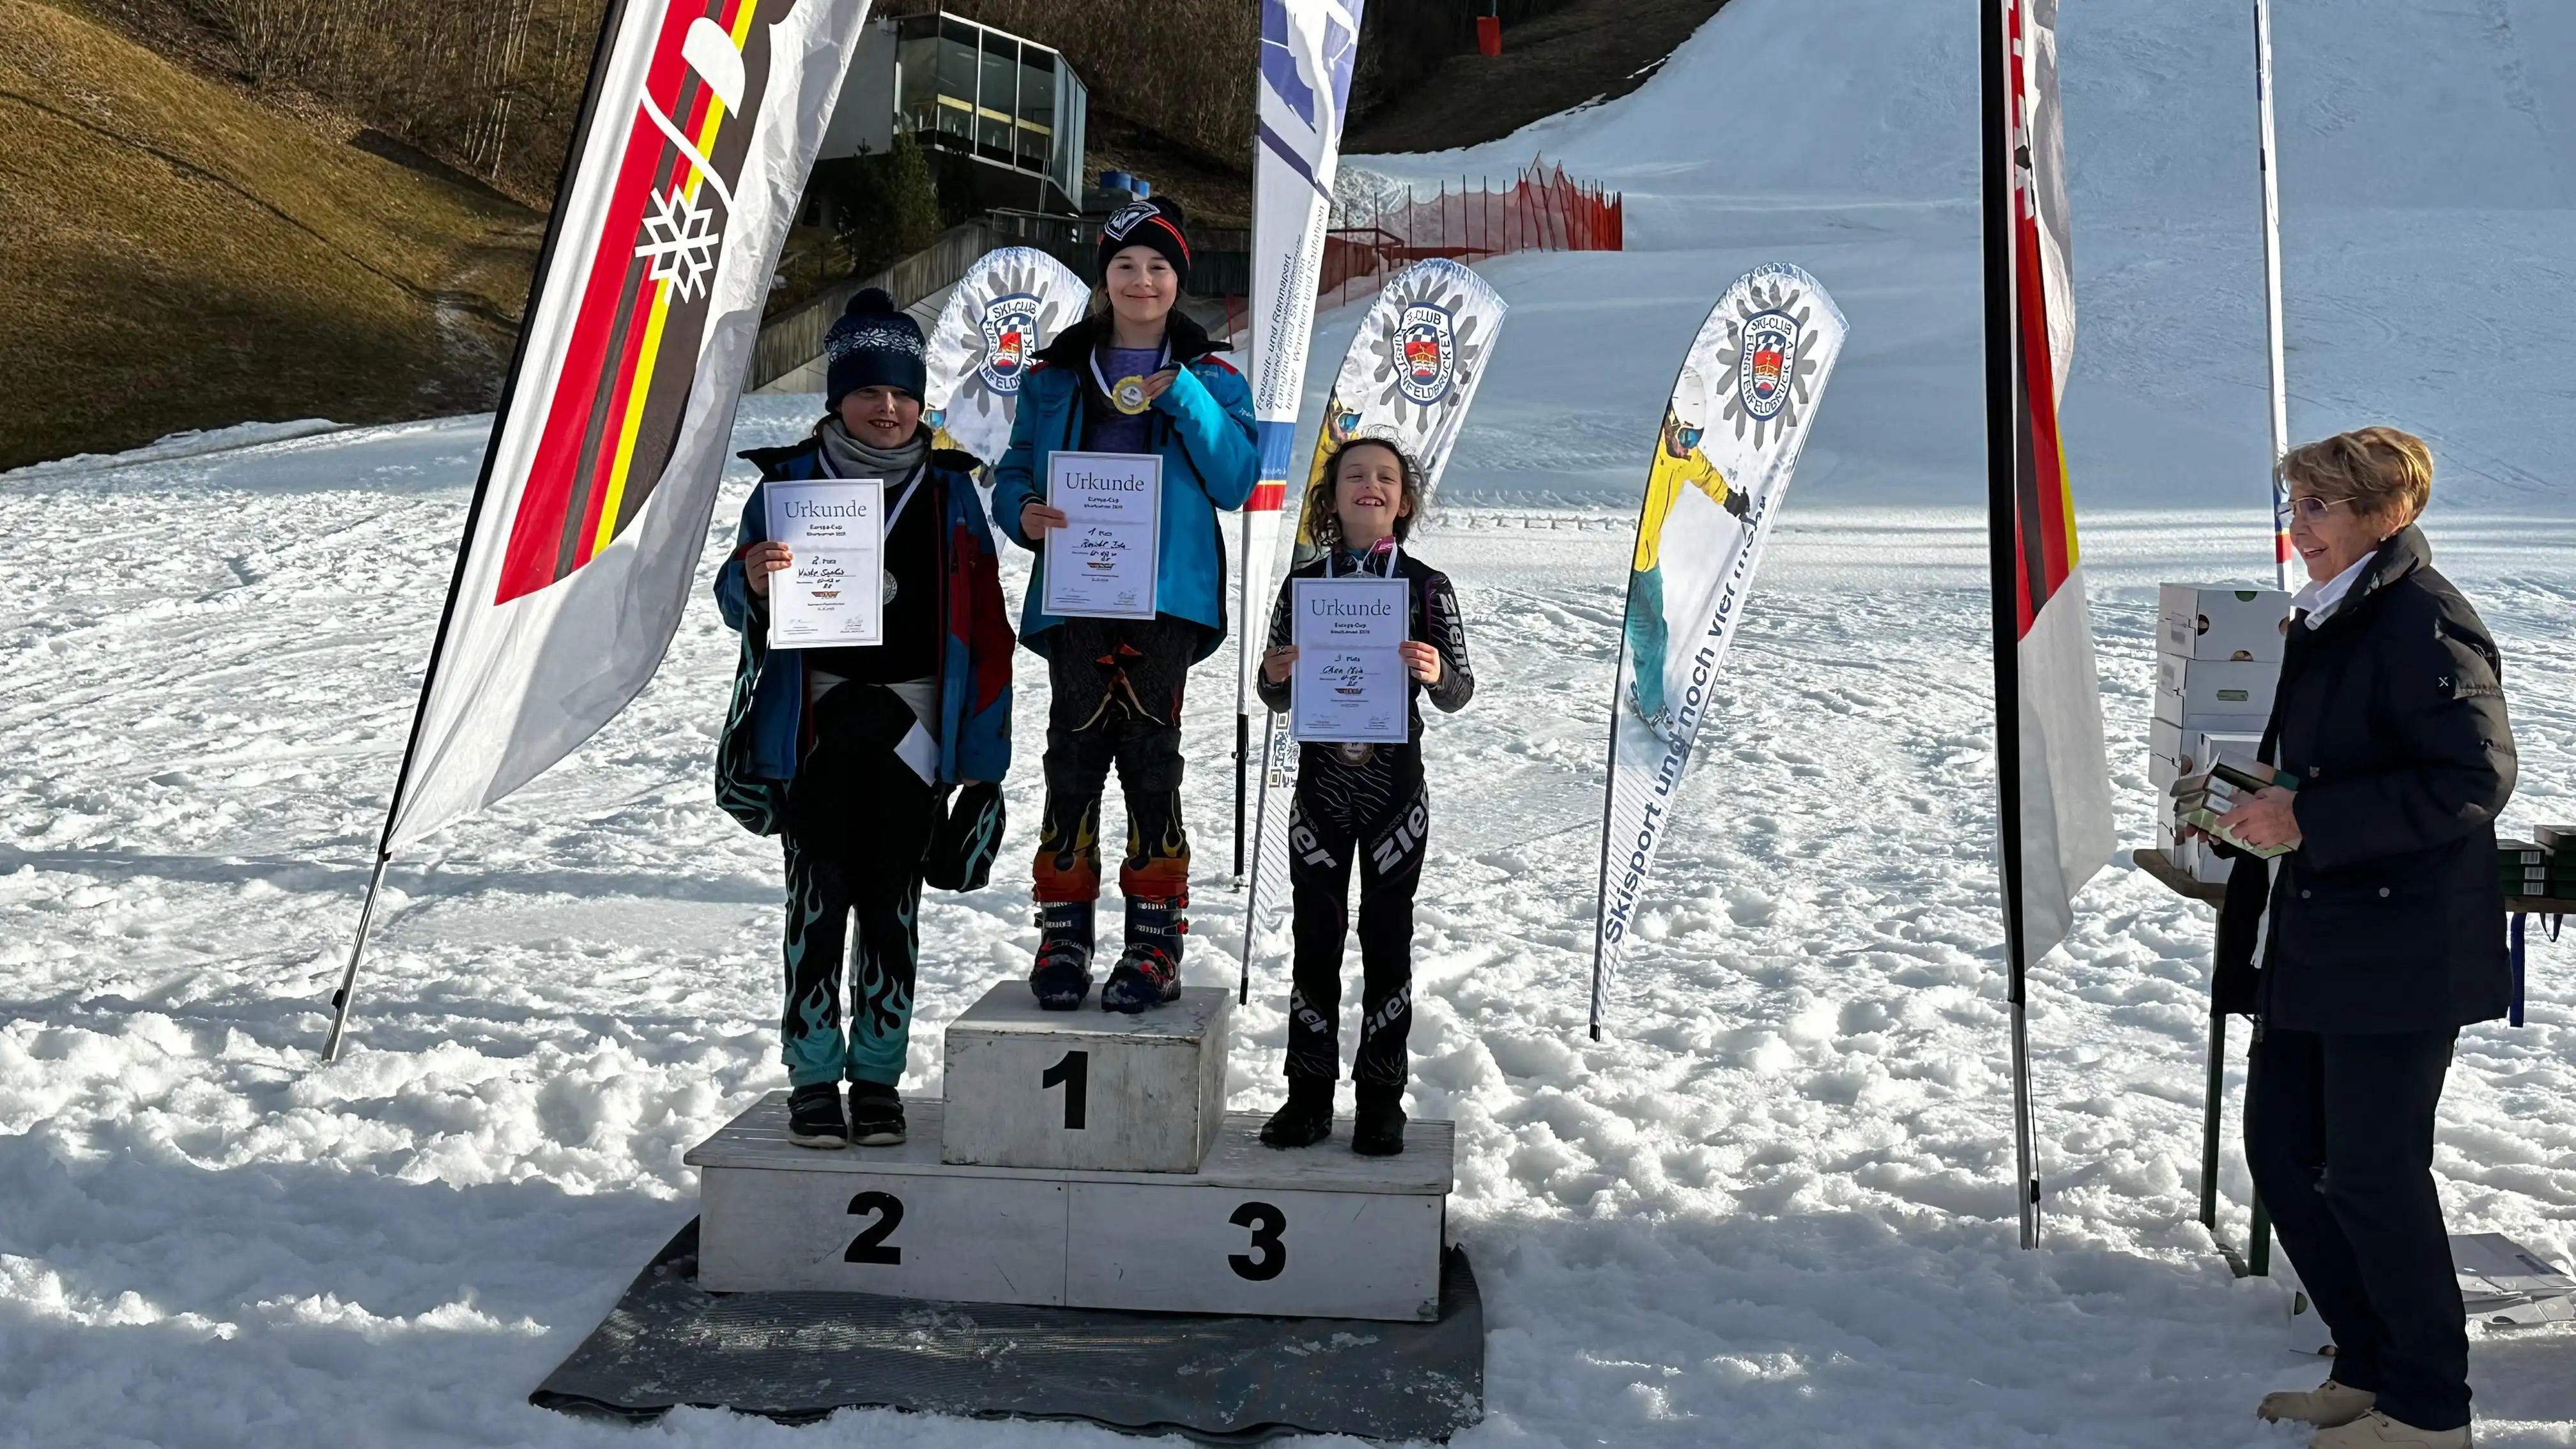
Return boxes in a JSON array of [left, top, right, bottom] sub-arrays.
[[764, 478, 884, 650], [1289, 576, 1410, 745], [1042, 452, 1161, 620]]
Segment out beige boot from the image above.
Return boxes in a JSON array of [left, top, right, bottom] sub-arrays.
[[2258, 1380, 2376, 1427], [2308, 1410, 2471, 1448]]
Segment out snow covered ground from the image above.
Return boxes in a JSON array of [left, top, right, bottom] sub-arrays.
[[7, 0, 2575, 1445]]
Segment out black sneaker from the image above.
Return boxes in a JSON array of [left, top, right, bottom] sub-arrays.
[[847, 1082, 906, 1147], [786, 1083, 847, 1149], [1351, 1097, 1407, 1157], [1259, 1085, 1335, 1149]]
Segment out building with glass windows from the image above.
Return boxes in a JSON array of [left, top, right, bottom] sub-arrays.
[[818, 6, 1089, 215]]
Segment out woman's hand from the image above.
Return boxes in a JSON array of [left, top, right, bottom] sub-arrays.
[[1020, 501, 1069, 537], [1262, 645, 1298, 685], [1399, 640, 1442, 684], [743, 541, 792, 598], [1141, 368, 1178, 405], [2218, 786, 2303, 851]]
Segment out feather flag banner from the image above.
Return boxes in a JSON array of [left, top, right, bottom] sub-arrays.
[[325, 0, 878, 1059], [390, 0, 877, 848], [1984, 0, 2115, 1245], [1236, 0, 1364, 880]]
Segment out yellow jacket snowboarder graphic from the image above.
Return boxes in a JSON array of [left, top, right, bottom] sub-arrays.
[[1625, 404, 1752, 736]]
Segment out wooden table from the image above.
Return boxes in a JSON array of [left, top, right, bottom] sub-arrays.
[[2133, 848, 2566, 1276]]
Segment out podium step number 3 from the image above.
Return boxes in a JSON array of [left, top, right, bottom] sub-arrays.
[[687, 1097, 1452, 1321], [942, 983, 1229, 1173]]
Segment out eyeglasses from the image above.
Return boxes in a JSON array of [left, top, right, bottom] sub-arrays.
[[2287, 494, 2351, 523]]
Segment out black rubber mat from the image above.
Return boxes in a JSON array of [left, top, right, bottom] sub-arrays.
[[530, 1219, 1484, 1443]]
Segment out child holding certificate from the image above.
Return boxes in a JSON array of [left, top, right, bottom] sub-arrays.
[[991, 197, 1258, 1015], [1254, 438, 1475, 1156], [712, 289, 1016, 1150]]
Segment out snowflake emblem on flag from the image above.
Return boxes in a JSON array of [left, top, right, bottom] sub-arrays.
[[635, 185, 724, 302]]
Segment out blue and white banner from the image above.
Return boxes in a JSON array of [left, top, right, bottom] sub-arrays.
[[1241, 0, 1363, 719], [1589, 264, 1848, 1038]]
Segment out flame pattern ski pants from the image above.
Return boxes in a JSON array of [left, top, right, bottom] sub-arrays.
[[1285, 743, 1427, 1098], [1033, 617, 1201, 906], [779, 684, 935, 1089]]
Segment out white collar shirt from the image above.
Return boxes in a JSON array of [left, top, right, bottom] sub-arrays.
[[2292, 551, 2372, 629]]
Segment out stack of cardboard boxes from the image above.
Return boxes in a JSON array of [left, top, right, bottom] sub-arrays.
[[2499, 829, 2576, 903], [2151, 585, 2292, 884]]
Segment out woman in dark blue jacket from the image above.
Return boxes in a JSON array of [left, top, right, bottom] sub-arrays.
[[2212, 428, 2513, 1449], [988, 197, 1257, 1014], [712, 290, 1015, 1151]]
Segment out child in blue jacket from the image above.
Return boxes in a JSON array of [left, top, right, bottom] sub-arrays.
[[714, 290, 1015, 1149], [989, 198, 1258, 1013]]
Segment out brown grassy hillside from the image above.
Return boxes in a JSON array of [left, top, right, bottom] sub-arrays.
[[0, 0, 535, 468]]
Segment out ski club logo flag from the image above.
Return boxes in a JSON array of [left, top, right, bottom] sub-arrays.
[[1588, 264, 1847, 1038], [1241, 0, 1363, 748], [1238, 259, 1505, 999], [384, 0, 877, 849], [1997, 0, 2111, 970], [1290, 259, 1505, 567], [922, 247, 1089, 466]]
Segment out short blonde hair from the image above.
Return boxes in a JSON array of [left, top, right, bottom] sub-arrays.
[[2279, 427, 2432, 528]]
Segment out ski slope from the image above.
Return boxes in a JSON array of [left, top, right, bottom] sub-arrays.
[[1327, 0, 2576, 516], [6, 1, 2576, 1446]]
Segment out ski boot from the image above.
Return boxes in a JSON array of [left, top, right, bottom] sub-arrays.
[[786, 1082, 847, 1149], [1258, 1077, 1335, 1149], [847, 1080, 907, 1147], [1029, 900, 1095, 1010], [1352, 1085, 1407, 1157], [1101, 894, 1185, 1013]]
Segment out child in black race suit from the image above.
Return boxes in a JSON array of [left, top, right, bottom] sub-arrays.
[[1253, 438, 1475, 1156]]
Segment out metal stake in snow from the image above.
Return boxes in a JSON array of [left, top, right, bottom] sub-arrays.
[[2253, 0, 2292, 589]]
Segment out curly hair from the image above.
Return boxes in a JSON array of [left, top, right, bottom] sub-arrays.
[[1301, 436, 1423, 554], [2279, 427, 2433, 528]]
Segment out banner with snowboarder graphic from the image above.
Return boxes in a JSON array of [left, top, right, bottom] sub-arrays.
[[1588, 264, 1848, 1038], [922, 247, 1089, 466], [383, 0, 876, 850], [1239, 257, 1505, 997], [1237, 0, 1365, 881]]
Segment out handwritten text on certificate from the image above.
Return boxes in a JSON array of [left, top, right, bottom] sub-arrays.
[[1043, 452, 1161, 620], [764, 479, 884, 649], [1291, 576, 1410, 744]]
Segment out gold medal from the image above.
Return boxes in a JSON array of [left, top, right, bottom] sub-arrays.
[[1110, 375, 1152, 415]]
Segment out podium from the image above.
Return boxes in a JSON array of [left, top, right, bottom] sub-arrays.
[[686, 981, 1455, 1322]]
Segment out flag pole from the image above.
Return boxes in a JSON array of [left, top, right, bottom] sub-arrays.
[[2253, 0, 2292, 588], [1239, 714, 1278, 1003], [1234, 512, 1254, 889], [1982, 0, 2042, 1250], [319, 0, 628, 1062], [323, 853, 392, 1060]]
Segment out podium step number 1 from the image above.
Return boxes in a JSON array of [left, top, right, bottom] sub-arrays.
[[942, 983, 1230, 1173]]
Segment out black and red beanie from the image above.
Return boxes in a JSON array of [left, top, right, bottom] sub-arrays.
[[1096, 196, 1192, 287]]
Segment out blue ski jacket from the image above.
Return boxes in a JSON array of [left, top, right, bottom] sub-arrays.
[[712, 436, 1015, 836], [988, 310, 1258, 661]]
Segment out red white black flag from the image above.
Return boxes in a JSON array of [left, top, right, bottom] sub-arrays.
[[1986, 0, 2113, 1243], [384, 0, 876, 848]]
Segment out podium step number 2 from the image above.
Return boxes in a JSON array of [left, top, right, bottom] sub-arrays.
[[687, 1097, 1451, 1321]]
